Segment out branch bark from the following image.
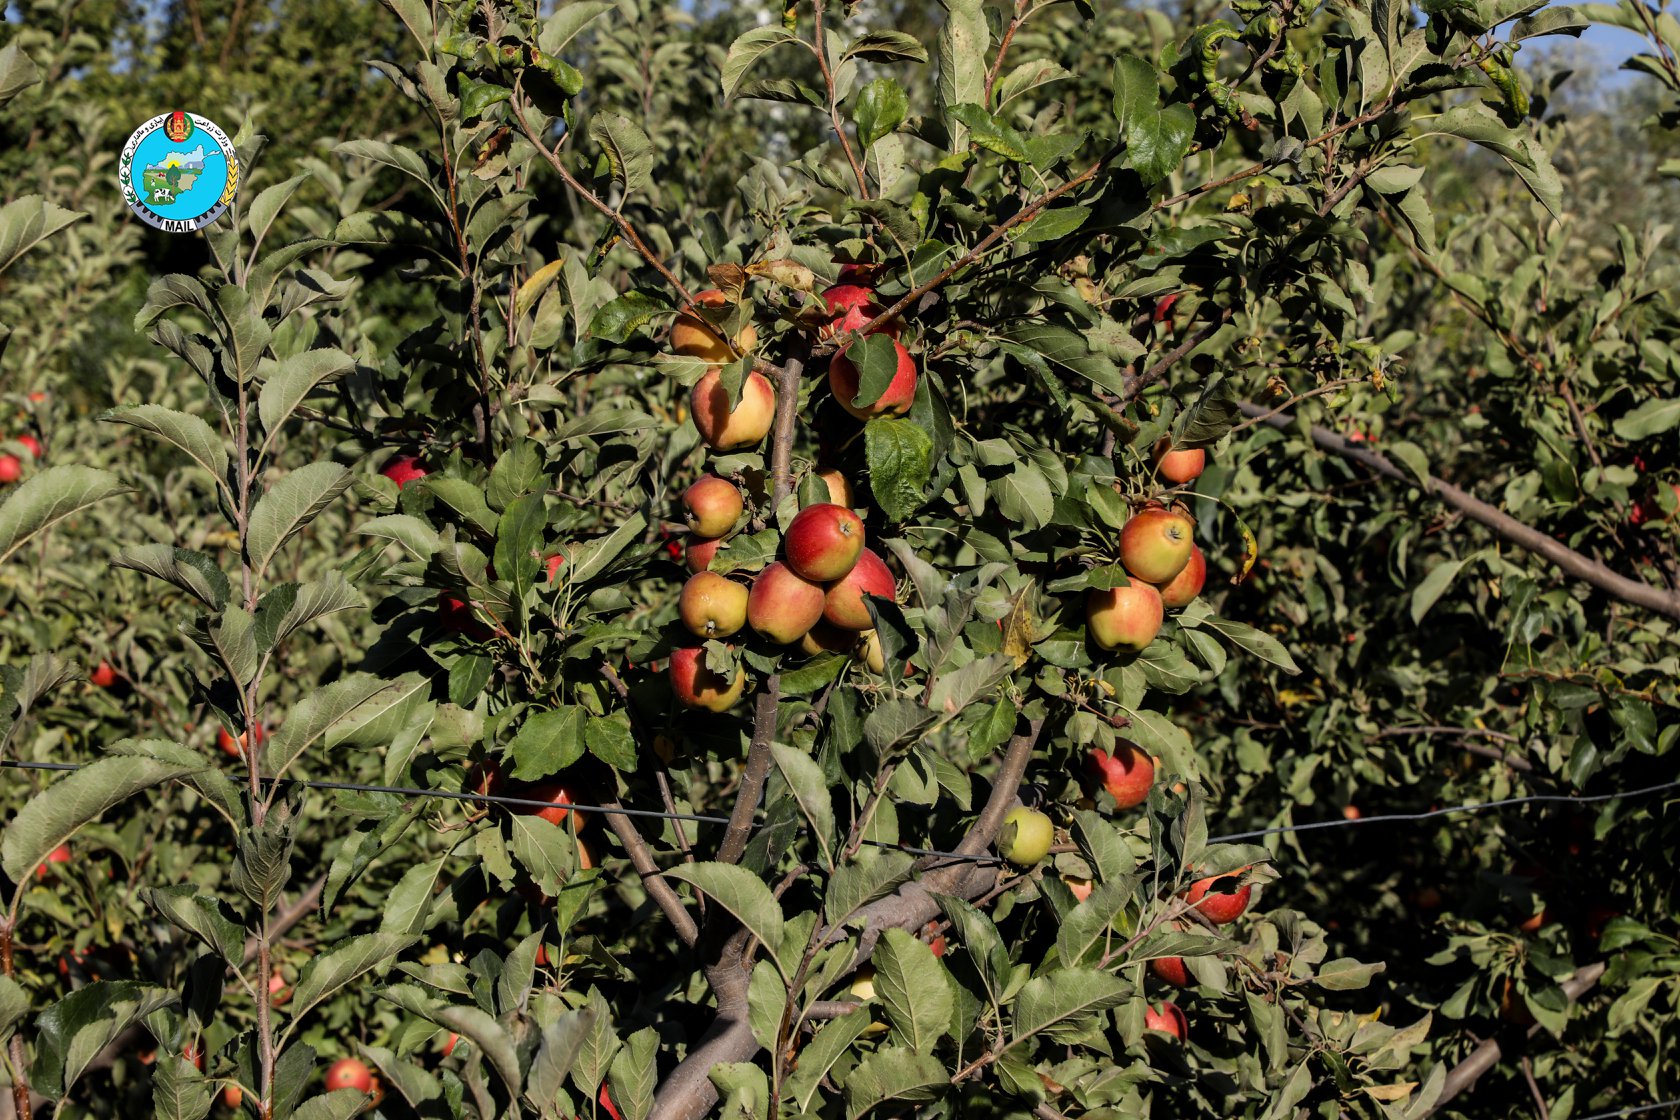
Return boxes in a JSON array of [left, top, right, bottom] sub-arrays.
[[1239, 402, 1680, 622], [1427, 962, 1606, 1115], [599, 791, 700, 948]]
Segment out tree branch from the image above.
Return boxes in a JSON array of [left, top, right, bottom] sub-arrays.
[[1239, 402, 1680, 622], [599, 790, 700, 948], [1428, 962, 1606, 1115], [1119, 308, 1233, 406], [716, 681, 781, 865]]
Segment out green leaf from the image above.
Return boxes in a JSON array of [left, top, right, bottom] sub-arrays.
[[526, 1007, 598, 1109], [786, 1009, 873, 1111], [854, 77, 909, 149], [115, 544, 230, 609], [1313, 958, 1387, 990], [332, 139, 432, 190], [663, 863, 785, 973], [1613, 397, 1680, 440], [459, 77, 511, 118], [566, 512, 649, 584], [937, 0, 987, 149], [510, 706, 587, 780], [0, 465, 125, 566], [262, 674, 406, 777], [842, 30, 929, 63], [1055, 881, 1134, 967], [1111, 55, 1159, 133], [144, 885, 245, 964], [2, 747, 202, 882], [1173, 374, 1240, 448], [1015, 205, 1091, 243], [1010, 968, 1131, 1044], [258, 348, 356, 434], [609, 1026, 658, 1120], [104, 403, 229, 486], [995, 59, 1073, 108], [540, 1, 615, 54], [864, 418, 933, 522], [722, 26, 799, 101], [379, 855, 450, 935], [509, 814, 579, 897], [1129, 102, 1196, 186], [291, 931, 417, 1022], [947, 103, 1028, 161], [1410, 557, 1470, 623], [989, 463, 1055, 530], [0, 195, 84, 277], [587, 289, 670, 343], [843, 1047, 947, 1119], [1198, 616, 1301, 673], [32, 982, 178, 1098], [588, 112, 654, 196], [290, 1091, 374, 1120], [872, 928, 953, 1052], [245, 174, 311, 259], [585, 710, 637, 770], [152, 1055, 212, 1120], [494, 492, 547, 598], [0, 976, 27, 1042], [247, 462, 353, 579], [0, 40, 42, 110], [771, 743, 835, 866]]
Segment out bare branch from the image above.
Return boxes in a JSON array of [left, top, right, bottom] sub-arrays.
[[1239, 402, 1680, 622]]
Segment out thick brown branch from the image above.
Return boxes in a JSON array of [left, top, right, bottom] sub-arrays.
[[1428, 962, 1606, 1114], [1239, 402, 1680, 622], [716, 680, 781, 865]]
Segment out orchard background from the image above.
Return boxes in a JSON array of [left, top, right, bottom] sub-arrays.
[[1, 0, 1679, 1117]]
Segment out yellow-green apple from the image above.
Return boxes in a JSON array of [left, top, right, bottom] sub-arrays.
[[381, 454, 427, 488], [785, 503, 865, 581], [815, 467, 855, 507], [683, 475, 743, 537], [1119, 506, 1194, 583], [823, 547, 894, 630], [747, 562, 825, 643], [858, 628, 886, 673], [685, 535, 723, 573], [998, 807, 1054, 866], [1156, 543, 1205, 609], [325, 1058, 373, 1094], [799, 622, 856, 656], [89, 661, 118, 689], [670, 289, 757, 362], [679, 571, 748, 638], [1150, 956, 1190, 986], [1143, 1001, 1188, 1040], [1154, 440, 1206, 485], [848, 966, 890, 1035], [1084, 741, 1154, 808], [692, 369, 776, 451], [828, 340, 917, 419], [1185, 871, 1252, 924], [1086, 582, 1164, 652], [670, 647, 746, 711]]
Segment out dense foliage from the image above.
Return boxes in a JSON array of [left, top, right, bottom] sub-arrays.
[[1, 0, 1677, 1118]]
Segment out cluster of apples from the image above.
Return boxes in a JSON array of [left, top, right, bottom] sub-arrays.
[[667, 271, 907, 712], [1087, 444, 1210, 653]]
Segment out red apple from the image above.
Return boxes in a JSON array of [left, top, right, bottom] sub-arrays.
[[1185, 872, 1252, 924], [1153, 440, 1205, 485], [1086, 582, 1164, 652], [819, 284, 901, 340], [1143, 1000, 1188, 1040], [222, 1085, 243, 1109], [822, 547, 894, 630], [1150, 956, 1190, 987], [515, 780, 586, 829], [441, 1032, 460, 1057], [685, 535, 723, 573], [0, 455, 22, 483], [1156, 544, 1205, 609], [184, 1042, 206, 1071], [691, 369, 776, 451], [747, 562, 825, 644], [785, 503, 865, 581], [683, 475, 744, 538], [828, 339, 917, 419], [16, 434, 42, 459], [670, 646, 746, 712], [325, 1057, 373, 1094], [37, 843, 71, 879], [1084, 742, 1154, 808], [217, 723, 266, 759], [599, 1084, 624, 1120], [438, 592, 493, 640], [545, 553, 566, 582], [671, 289, 757, 362], [1119, 507, 1194, 583], [679, 571, 749, 638], [89, 661, 118, 689], [268, 969, 291, 1007], [380, 455, 427, 488]]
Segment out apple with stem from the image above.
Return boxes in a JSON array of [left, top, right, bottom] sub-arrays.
[[683, 475, 744, 537], [785, 503, 865, 581], [679, 571, 749, 638], [1119, 506, 1194, 583]]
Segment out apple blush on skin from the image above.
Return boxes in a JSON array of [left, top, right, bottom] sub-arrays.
[[678, 571, 748, 638], [669, 646, 746, 711], [1084, 742, 1154, 809], [1156, 543, 1206, 609], [324, 1057, 374, 1095], [1143, 1001, 1188, 1041], [828, 338, 918, 420], [823, 547, 895, 630], [1086, 582, 1164, 652], [691, 369, 776, 451], [747, 562, 826, 644], [683, 474, 743, 538], [1118, 506, 1195, 584], [784, 503, 865, 582], [1184, 871, 1253, 924], [670, 288, 757, 363]]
